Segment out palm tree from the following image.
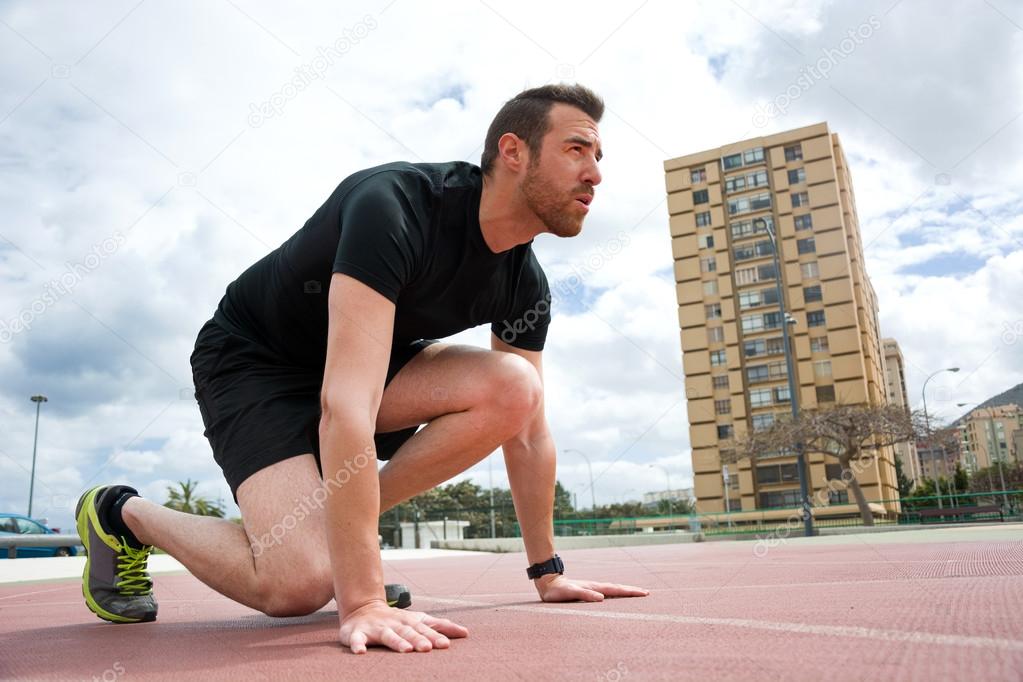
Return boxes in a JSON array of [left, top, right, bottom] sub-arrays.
[[164, 479, 225, 517]]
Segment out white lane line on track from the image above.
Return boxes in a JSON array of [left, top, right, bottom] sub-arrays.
[[0, 585, 71, 601], [421, 596, 1023, 652]]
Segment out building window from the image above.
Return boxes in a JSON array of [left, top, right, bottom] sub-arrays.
[[773, 385, 791, 403], [727, 192, 771, 216], [803, 285, 823, 302], [797, 237, 816, 254], [711, 350, 727, 366], [791, 191, 810, 208], [722, 153, 742, 170], [751, 413, 776, 431], [703, 280, 719, 296], [691, 167, 706, 184], [698, 234, 714, 249], [696, 210, 712, 227], [744, 147, 765, 165], [814, 360, 832, 377], [757, 263, 778, 281], [784, 144, 803, 162], [810, 336, 829, 353], [816, 385, 836, 403], [738, 287, 779, 310], [760, 489, 802, 508], [788, 168, 806, 185], [706, 303, 722, 319], [724, 169, 769, 194], [807, 310, 826, 327], [825, 463, 843, 481], [756, 463, 799, 485], [734, 267, 756, 285], [801, 261, 819, 279], [733, 239, 775, 262], [794, 214, 813, 231], [700, 256, 717, 273], [693, 189, 709, 204], [730, 216, 772, 239], [715, 399, 732, 415], [828, 489, 849, 505], [712, 375, 730, 389], [708, 326, 725, 343], [747, 362, 786, 384], [717, 424, 734, 439], [750, 388, 772, 407]]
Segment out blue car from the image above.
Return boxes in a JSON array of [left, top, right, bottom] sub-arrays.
[[0, 513, 79, 558]]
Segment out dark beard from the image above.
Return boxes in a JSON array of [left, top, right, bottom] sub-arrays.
[[520, 164, 584, 238]]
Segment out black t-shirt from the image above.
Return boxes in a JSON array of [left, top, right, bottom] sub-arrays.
[[212, 161, 551, 368]]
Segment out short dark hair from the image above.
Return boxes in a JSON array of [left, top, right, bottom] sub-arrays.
[[480, 83, 604, 175]]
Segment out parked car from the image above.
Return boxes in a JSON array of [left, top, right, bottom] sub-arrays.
[[0, 513, 79, 558]]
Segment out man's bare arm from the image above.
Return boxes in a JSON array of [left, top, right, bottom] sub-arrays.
[[323, 274, 467, 653], [492, 333, 649, 603]]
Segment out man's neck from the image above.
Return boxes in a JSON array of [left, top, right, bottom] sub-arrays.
[[478, 174, 544, 254]]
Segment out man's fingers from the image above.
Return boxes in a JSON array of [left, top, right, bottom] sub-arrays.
[[347, 630, 368, 655], [590, 582, 650, 597], [579, 588, 605, 602], [421, 615, 469, 638], [396, 624, 433, 652], [414, 622, 451, 649], [380, 626, 414, 653]]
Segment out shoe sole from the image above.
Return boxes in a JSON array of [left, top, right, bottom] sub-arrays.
[[77, 485, 153, 624]]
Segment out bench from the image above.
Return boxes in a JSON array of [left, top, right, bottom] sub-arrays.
[[916, 505, 1003, 523]]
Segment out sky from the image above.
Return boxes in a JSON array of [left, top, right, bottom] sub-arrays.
[[1, 0, 1022, 529]]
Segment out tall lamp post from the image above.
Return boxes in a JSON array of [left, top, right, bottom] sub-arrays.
[[565, 449, 596, 516], [921, 367, 959, 509], [756, 217, 813, 537], [28, 395, 48, 518]]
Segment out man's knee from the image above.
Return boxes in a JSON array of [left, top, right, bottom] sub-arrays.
[[484, 352, 543, 426], [258, 562, 334, 617]]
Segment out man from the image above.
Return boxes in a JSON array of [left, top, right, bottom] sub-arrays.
[[76, 83, 648, 654]]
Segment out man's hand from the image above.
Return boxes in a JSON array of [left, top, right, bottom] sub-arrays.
[[339, 600, 469, 654], [533, 574, 650, 602]]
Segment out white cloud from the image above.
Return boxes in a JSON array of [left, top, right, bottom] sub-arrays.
[[1, 0, 1020, 532]]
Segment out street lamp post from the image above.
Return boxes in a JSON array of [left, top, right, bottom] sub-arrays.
[[565, 449, 596, 517], [28, 395, 48, 518], [922, 367, 959, 509], [648, 464, 673, 528], [757, 217, 813, 537]]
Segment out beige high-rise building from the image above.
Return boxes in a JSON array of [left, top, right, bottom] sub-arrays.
[[663, 122, 899, 522], [959, 404, 1022, 474], [882, 338, 921, 485]]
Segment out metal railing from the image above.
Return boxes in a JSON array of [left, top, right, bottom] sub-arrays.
[[0, 533, 82, 559]]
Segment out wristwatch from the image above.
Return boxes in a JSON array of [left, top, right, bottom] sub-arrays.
[[526, 554, 564, 580]]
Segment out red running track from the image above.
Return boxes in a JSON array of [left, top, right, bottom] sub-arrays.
[[1, 533, 1022, 681]]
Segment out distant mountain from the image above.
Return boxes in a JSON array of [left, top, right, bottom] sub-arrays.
[[954, 381, 1023, 423]]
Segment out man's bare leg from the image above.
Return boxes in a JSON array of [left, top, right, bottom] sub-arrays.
[[119, 343, 539, 616]]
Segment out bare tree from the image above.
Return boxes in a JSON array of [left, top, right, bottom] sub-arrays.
[[721, 405, 921, 525]]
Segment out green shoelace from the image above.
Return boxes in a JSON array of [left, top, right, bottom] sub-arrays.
[[116, 541, 154, 595]]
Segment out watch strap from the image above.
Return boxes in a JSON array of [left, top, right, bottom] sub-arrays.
[[526, 555, 564, 580]]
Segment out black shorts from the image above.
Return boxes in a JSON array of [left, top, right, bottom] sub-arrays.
[[189, 319, 435, 500]]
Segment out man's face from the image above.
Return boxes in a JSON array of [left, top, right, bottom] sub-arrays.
[[519, 103, 603, 238]]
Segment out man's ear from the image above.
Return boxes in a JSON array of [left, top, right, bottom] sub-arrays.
[[497, 132, 529, 173]]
